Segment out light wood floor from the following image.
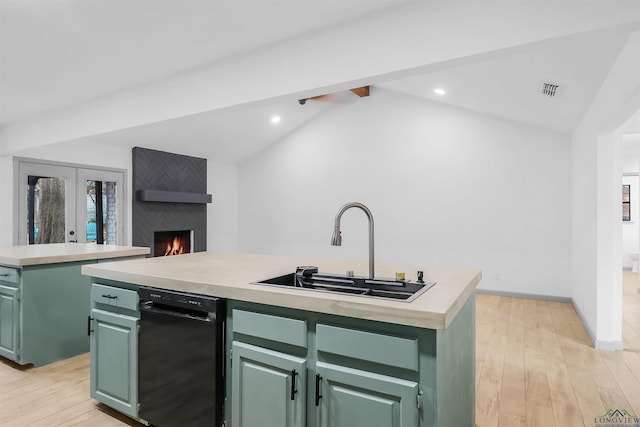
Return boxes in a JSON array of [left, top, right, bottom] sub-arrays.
[[1, 274, 639, 426], [0, 354, 143, 427], [623, 271, 640, 351], [476, 270, 640, 427]]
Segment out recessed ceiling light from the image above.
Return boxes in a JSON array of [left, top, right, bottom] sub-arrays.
[[271, 116, 281, 124], [434, 88, 446, 96]]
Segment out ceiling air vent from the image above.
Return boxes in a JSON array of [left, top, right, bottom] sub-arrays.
[[542, 81, 560, 98]]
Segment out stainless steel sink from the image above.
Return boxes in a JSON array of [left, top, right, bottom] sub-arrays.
[[253, 267, 435, 302]]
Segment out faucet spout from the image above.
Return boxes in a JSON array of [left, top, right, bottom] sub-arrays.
[[330, 202, 375, 279], [330, 224, 342, 246]]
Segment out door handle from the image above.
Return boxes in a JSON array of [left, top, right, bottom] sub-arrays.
[[290, 369, 298, 400], [315, 374, 322, 406]]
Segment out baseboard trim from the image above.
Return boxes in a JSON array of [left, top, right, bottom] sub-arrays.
[[571, 301, 625, 350], [571, 300, 597, 347], [595, 339, 624, 351], [476, 289, 571, 303]]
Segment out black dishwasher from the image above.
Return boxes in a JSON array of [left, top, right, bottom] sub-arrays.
[[138, 287, 225, 427]]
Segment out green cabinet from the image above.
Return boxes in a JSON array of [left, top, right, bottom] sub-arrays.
[[315, 362, 419, 427], [0, 255, 145, 367], [232, 341, 306, 427], [0, 283, 19, 361], [226, 297, 476, 427], [230, 344, 417, 427], [227, 305, 427, 427], [89, 283, 141, 420]]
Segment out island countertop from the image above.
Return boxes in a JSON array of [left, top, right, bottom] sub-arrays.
[[82, 251, 481, 329], [0, 243, 150, 267]]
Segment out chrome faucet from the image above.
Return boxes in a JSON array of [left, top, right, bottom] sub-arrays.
[[331, 202, 375, 279]]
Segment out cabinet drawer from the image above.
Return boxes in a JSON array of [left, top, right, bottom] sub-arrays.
[[233, 309, 307, 348], [91, 284, 138, 311], [316, 324, 419, 371], [0, 266, 19, 285]]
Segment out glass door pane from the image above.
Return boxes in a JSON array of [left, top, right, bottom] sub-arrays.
[[28, 176, 66, 244], [77, 168, 125, 245], [84, 180, 118, 245], [18, 163, 77, 245]]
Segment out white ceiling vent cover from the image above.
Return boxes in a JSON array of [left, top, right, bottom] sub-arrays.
[[542, 81, 561, 98]]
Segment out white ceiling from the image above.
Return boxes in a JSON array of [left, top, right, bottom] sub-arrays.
[[76, 96, 335, 163], [377, 27, 632, 133], [0, 0, 406, 124], [1, 1, 639, 163]]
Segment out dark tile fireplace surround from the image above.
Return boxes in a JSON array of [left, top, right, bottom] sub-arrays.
[[132, 147, 212, 257]]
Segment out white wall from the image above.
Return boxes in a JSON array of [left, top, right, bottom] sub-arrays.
[[0, 140, 239, 252], [0, 155, 12, 247], [207, 162, 239, 252], [571, 30, 640, 350], [238, 89, 572, 297]]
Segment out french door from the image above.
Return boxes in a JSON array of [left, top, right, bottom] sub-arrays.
[[16, 160, 125, 245], [76, 168, 125, 245], [17, 162, 77, 244]]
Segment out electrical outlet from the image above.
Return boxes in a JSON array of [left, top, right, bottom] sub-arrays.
[[494, 273, 501, 282]]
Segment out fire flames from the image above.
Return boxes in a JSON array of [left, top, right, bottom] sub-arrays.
[[164, 236, 185, 256]]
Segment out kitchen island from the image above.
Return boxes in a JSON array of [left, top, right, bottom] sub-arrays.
[[0, 243, 149, 366], [82, 251, 481, 427]]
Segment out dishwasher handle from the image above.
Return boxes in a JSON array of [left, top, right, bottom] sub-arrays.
[[139, 301, 215, 322]]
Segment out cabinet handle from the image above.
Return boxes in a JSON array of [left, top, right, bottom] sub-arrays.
[[101, 294, 118, 299], [315, 374, 322, 406], [290, 369, 298, 401], [0, 273, 9, 277], [87, 316, 94, 336]]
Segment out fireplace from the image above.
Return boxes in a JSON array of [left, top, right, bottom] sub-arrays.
[[132, 147, 212, 257], [154, 230, 193, 257]]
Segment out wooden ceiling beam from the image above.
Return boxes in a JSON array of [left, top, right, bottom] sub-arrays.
[[350, 86, 370, 97]]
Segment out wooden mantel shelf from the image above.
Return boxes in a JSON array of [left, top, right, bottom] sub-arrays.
[[136, 189, 212, 204]]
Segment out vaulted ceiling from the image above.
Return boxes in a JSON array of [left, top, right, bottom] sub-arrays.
[[1, 1, 639, 162]]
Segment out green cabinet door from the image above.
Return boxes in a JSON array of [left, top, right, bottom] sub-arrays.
[[89, 309, 139, 418], [232, 341, 306, 427], [315, 362, 419, 427], [0, 284, 19, 361]]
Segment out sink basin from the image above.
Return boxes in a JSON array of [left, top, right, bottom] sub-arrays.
[[253, 270, 435, 302]]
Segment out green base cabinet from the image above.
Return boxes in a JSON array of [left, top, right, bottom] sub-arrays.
[[0, 256, 145, 367], [232, 341, 306, 427], [315, 362, 419, 427], [88, 282, 143, 422], [20, 262, 92, 366], [226, 295, 476, 427], [90, 309, 138, 417], [0, 283, 19, 361]]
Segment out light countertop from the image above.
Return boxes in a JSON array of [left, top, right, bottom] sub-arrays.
[[82, 251, 481, 330], [0, 243, 150, 267]]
